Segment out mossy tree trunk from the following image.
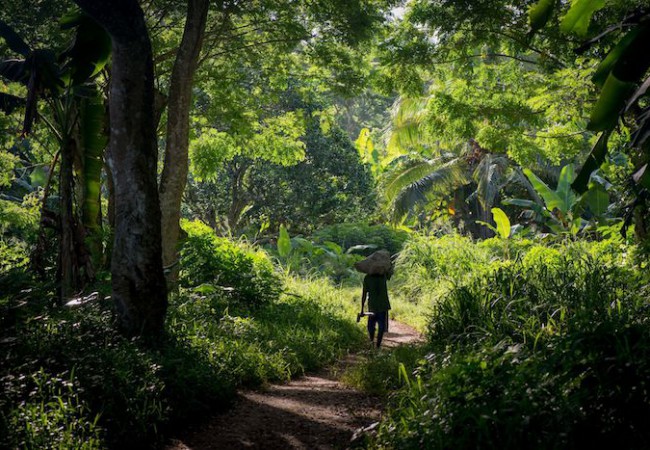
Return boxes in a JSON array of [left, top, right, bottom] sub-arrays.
[[74, 0, 168, 338], [159, 0, 209, 284]]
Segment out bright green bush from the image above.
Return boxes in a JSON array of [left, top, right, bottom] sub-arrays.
[[311, 222, 409, 255], [394, 234, 490, 291], [388, 234, 492, 328], [180, 219, 281, 306], [1, 272, 365, 449], [342, 344, 426, 396], [5, 369, 103, 449], [371, 237, 650, 450]]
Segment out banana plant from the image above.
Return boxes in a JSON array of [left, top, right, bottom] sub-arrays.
[[504, 164, 612, 234], [0, 12, 110, 297], [482, 207, 512, 240]]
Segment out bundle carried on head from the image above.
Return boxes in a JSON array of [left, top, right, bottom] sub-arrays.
[[354, 250, 392, 275]]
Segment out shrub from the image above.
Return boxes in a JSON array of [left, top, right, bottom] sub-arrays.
[[342, 344, 426, 396], [4, 369, 103, 449], [180, 219, 281, 306], [1, 303, 168, 449], [371, 238, 650, 450], [311, 222, 409, 255]]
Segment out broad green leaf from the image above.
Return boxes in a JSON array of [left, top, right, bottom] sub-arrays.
[[277, 225, 292, 258], [355, 128, 373, 157], [291, 237, 314, 254], [194, 284, 217, 294], [572, 131, 610, 193], [523, 168, 564, 211], [29, 165, 48, 187], [556, 164, 576, 212], [323, 241, 343, 255], [529, 0, 556, 33], [588, 74, 635, 131], [592, 27, 642, 87], [491, 207, 511, 239], [560, 0, 606, 37], [570, 217, 583, 234], [60, 12, 111, 85], [582, 185, 609, 216]]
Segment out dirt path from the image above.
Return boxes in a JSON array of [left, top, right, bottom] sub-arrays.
[[166, 320, 421, 450]]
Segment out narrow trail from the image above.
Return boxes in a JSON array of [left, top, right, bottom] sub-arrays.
[[166, 320, 422, 450]]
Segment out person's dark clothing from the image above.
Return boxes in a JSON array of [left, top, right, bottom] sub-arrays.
[[363, 274, 391, 312], [362, 274, 391, 348], [368, 311, 388, 347]]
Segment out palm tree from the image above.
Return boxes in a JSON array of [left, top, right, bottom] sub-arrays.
[[380, 96, 533, 237]]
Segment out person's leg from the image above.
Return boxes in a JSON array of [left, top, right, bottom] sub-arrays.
[[376, 311, 387, 348], [367, 313, 377, 343]]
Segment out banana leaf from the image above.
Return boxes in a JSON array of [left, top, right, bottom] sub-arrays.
[[587, 74, 635, 131], [523, 168, 564, 212], [60, 11, 111, 85], [277, 225, 292, 258], [491, 207, 511, 239], [556, 164, 576, 212], [80, 92, 106, 233], [560, 0, 606, 37], [572, 131, 610, 193], [592, 27, 642, 87]]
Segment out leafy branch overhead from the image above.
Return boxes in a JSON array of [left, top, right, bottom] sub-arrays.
[[189, 111, 306, 182], [528, 0, 650, 190]]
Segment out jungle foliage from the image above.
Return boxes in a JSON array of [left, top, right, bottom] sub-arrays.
[[1, 0, 650, 448]]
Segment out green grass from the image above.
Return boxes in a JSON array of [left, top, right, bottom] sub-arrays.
[[0, 273, 367, 449], [367, 234, 650, 450], [342, 344, 427, 396]]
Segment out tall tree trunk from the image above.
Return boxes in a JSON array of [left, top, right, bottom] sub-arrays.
[[74, 0, 168, 338], [104, 160, 115, 270], [227, 161, 250, 233], [59, 136, 82, 302], [159, 0, 209, 283]]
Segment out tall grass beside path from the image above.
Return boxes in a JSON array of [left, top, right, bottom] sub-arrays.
[[369, 235, 650, 450], [1, 275, 366, 448]]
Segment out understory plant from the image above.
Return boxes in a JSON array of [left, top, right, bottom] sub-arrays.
[[371, 237, 650, 450]]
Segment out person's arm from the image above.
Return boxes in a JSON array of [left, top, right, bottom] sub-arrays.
[[360, 285, 367, 314]]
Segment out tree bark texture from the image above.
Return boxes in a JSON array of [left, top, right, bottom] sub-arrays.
[[159, 0, 209, 281], [74, 0, 168, 337], [59, 137, 83, 302]]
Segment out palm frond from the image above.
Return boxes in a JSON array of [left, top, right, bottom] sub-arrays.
[[384, 96, 430, 153], [382, 157, 468, 221], [474, 154, 510, 210], [381, 157, 460, 203]]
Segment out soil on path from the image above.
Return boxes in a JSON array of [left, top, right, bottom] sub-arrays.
[[166, 320, 421, 450]]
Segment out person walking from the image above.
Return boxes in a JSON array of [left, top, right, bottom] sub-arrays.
[[360, 272, 391, 348]]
